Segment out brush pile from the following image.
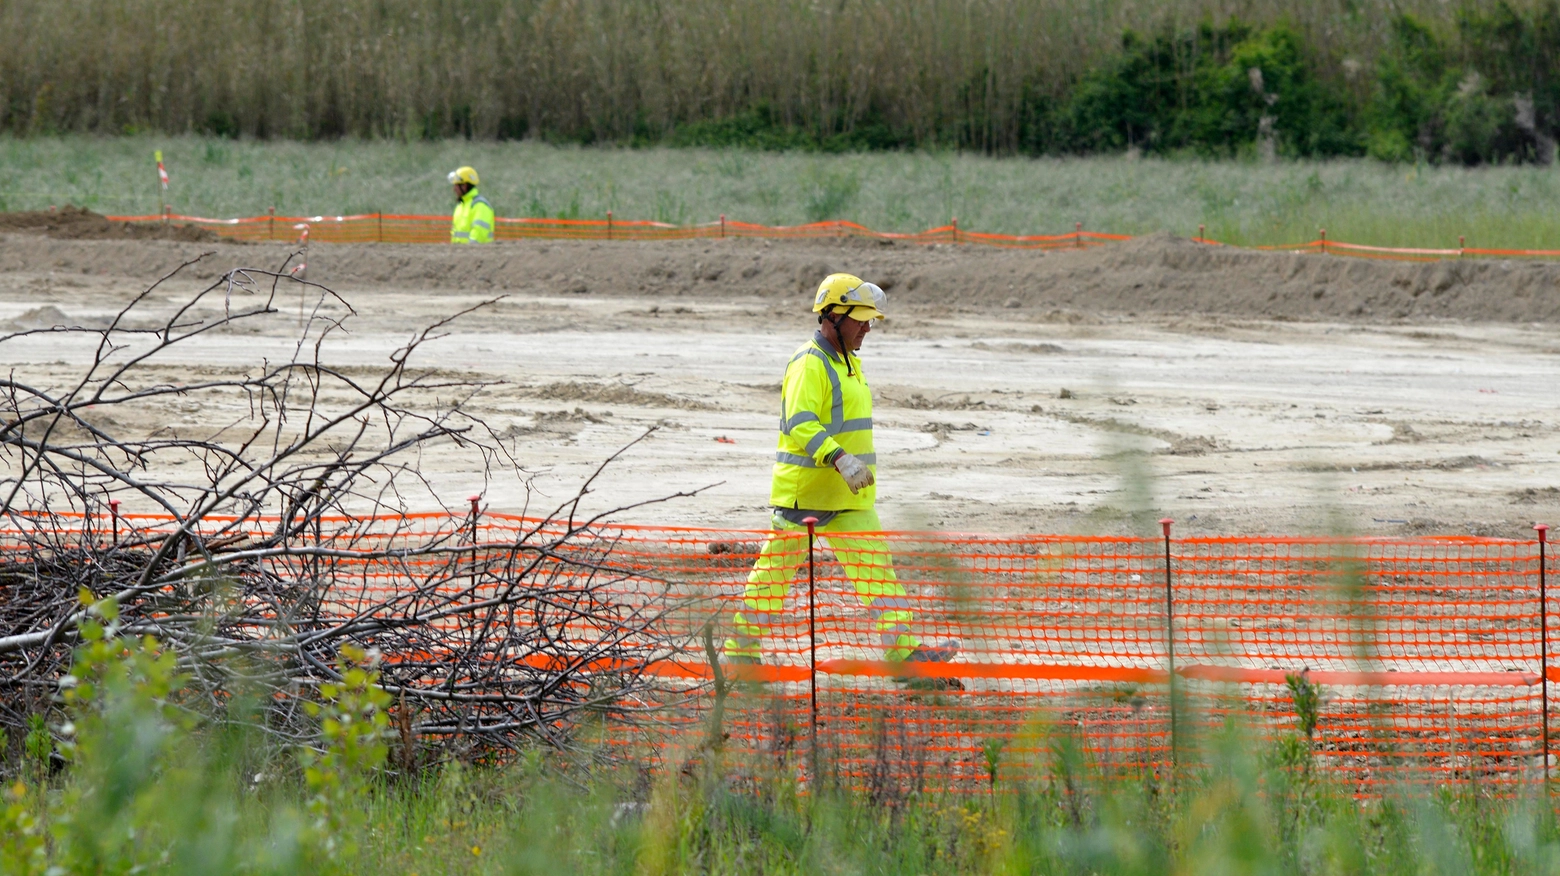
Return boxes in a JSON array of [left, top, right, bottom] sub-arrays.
[[0, 253, 703, 759]]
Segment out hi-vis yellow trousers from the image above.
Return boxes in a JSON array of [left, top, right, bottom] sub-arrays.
[[724, 508, 918, 662]]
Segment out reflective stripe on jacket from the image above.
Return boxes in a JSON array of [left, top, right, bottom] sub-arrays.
[[451, 189, 495, 243], [770, 331, 876, 511]]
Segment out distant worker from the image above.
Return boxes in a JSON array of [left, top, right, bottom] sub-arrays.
[[725, 273, 961, 687], [447, 166, 495, 244]]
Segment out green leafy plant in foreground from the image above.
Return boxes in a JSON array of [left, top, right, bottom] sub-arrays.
[[48, 592, 194, 874], [0, 781, 46, 876], [1286, 670, 1322, 742], [10, 614, 1560, 873], [302, 644, 393, 863], [982, 737, 1007, 794], [0, 593, 403, 875]]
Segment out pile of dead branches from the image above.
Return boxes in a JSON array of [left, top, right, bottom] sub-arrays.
[[0, 253, 707, 759]]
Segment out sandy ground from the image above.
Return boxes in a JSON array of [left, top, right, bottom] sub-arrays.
[[2, 231, 1559, 538]]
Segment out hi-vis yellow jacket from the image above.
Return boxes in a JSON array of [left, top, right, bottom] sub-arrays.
[[451, 188, 495, 243], [771, 332, 876, 511]]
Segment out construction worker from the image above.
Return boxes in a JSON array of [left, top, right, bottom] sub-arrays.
[[725, 273, 960, 685], [447, 166, 495, 244]]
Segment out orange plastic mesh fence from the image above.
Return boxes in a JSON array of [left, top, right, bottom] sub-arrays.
[[102, 213, 1123, 250], [105, 212, 1560, 260], [6, 513, 1552, 793]]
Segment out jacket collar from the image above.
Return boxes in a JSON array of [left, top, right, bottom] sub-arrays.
[[812, 329, 852, 364], [460, 187, 480, 205]]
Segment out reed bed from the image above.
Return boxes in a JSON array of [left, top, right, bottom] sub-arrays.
[[0, 0, 1513, 149]]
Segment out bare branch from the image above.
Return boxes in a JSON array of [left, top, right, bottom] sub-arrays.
[[0, 265, 707, 759]]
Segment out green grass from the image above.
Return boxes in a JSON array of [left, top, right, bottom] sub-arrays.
[[4, 135, 1560, 249], [261, 763, 1560, 875], [12, 621, 1560, 875], [15, 717, 1560, 876], [11, 549, 1560, 875]]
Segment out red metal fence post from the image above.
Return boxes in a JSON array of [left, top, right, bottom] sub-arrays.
[[607, 210, 613, 241], [1319, 228, 1328, 254], [1539, 523, 1551, 786], [108, 499, 120, 546], [720, 214, 726, 239], [1076, 221, 1083, 249], [469, 495, 483, 586], [1161, 517, 1177, 769], [311, 490, 323, 589], [804, 515, 820, 778]]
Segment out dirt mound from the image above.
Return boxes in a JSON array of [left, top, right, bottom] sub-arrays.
[[529, 380, 715, 410], [1039, 230, 1560, 323], [3, 305, 113, 332], [0, 206, 219, 242], [1, 231, 1558, 323], [301, 233, 1560, 323], [499, 407, 611, 439], [5, 305, 72, 330]]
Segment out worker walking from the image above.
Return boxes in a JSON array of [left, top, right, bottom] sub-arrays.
[[447, 166, 495, 244], [725, 273, 960, 686]]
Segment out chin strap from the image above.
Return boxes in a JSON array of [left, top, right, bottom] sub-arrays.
[[822, 307, 854, 377]]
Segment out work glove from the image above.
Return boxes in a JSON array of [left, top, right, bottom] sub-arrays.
[[832, 451, 875, 494]]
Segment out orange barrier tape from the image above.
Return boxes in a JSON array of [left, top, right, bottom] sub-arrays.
[[1246, 237, 1560, 261], [103, 212, 1121, 249], [104, 212, 1560, 259], [674, 661, 1543, 687], [5, 510, 1556, 792]]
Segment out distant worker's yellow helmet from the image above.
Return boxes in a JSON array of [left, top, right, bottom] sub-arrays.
[[813, 273, 886, 322], [447, 166, 480, 186]]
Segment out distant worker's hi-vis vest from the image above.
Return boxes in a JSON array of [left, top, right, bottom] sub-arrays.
[[770, 332, 876, 511], [451, 189, 495, 243]]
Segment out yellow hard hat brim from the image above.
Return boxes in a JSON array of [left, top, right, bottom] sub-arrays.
[[846, 306, 885, 322]]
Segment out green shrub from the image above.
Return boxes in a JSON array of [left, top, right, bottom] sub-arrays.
[[1036, 21, 1360, 158], [1368, 14, 1455, 162], [664, 104, 914, 153], [801, 167, 861, 221], [1457, 0, 1560, 159], [301, 644, 392, 863], [0, 596, 410, 875], [1444, 74, 1527, 164], [0, 783, 46, 876], [1368, 6, 1560, 165]]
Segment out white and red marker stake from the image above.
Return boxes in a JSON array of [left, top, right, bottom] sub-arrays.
[[155, 150, 169, 219]]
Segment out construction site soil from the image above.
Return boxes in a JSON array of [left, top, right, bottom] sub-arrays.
[[2, 227, 1558, 537], [0, 206, 220, 242]]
